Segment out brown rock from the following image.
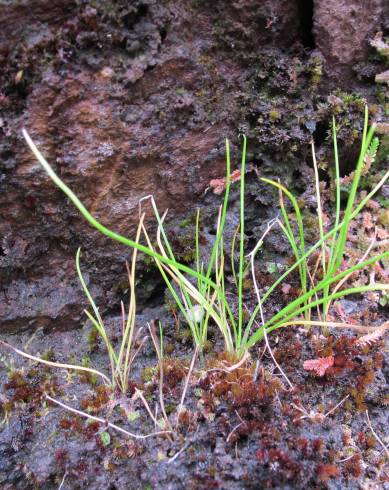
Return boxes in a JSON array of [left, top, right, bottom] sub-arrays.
[[0, 0, 384, 333], [313, 0, 385, 87]]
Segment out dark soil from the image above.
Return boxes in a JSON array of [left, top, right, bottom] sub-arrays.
[[0, 298, 388, 489], [0, 0, 388, 489]]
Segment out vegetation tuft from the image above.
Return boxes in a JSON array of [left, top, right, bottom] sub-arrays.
[[20, 105, 388, 368]]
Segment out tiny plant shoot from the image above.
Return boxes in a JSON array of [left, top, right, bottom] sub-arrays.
[[22, 105, 388, 360]]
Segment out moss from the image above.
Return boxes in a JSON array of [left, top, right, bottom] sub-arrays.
[[164, 288, 179, 316], [179, 213, 197, 229], [141, 254, 156, 271], [42, 348, 55, 362], [141, 365, 157, 383], [160, 358, 186, 389], [165, 403, 176, 415], [302, 210, 321, 242], [164, 342, 175, 355], [80, 385, 111, 413], [168, 230, 196, 263], [268, 108, 281, 122], [86, 328, 100, 353], [177, 327, 194, 343], [377, 208, 389, 226], [376, 134, 389, 165], [203, 339, 213, 353], [308, 57, 323, 86], [78, 356, 98, 385]]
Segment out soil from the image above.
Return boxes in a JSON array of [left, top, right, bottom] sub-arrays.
[[0, 1, 388, 489]]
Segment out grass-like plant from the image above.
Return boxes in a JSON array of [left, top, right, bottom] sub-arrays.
[[245, 106, 389, 349], [137, 137, 247, 354], [1, 218, 146, 395], [75, 211, 145, 393], [22, 106, 388, 359]]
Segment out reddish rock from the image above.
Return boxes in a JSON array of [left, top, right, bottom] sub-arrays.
[[313, 0, 385, 86], [0, 0, 384, 332]]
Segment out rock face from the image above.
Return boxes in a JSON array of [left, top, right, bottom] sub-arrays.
[[313, 0, 386, 85], [0, 0, 386, 333]]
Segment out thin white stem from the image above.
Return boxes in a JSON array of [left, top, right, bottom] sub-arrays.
[[226, 422, 243, 443], [262, 326, 294, 390], [167, 440, 191, 464], [366, 410, 389, 458], [133, 388, 161, 428], [207, 351, 250, 374], [120, 300, 126, 338], [177, 346, 199, 417], [247, 219, 294, 390], [147, 322, 172, 432], [325, 230, 377, 318], [277, 320, 383, 333], [337, 455, 356, 463], [167, 428, 199, 464], [46, 394, 169, 439], [1, 340, 110, 385], [58, 472, 67, 490], [324, 395, 349, 418]]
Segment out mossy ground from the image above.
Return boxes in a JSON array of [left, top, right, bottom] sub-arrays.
[[0, 1, 388, 488], [0, 303, 387, 489]]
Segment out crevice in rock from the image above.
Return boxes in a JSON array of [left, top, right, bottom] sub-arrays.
[[122, 4, 149, 30], [298, 0, 315, 49]]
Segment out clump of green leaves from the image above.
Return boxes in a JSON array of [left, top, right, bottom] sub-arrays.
[[22, 106, 388, 359], [249, 106, 388, 348]]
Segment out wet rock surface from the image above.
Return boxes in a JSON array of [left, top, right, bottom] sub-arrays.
[[0, 309, 388, 489], [313, 0, 387, 87], [0, 1, 388, 488], [0, 0, 387, 330]]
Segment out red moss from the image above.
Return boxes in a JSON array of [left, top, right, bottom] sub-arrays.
[[350, 388, 367, 412], [256, 446, 302, 480], [4, 370, 25, 389], [357, 431, 376, 449], [316, 463, 340, 482], [59, 415, 84, 435], [344, 454, 363, 478], [4, 370, 49, 405], [357, 368, 375, 389], [327, 449, 339, 462], [84, 420, 101, 439], [72, 460, 89, 477], [267, 449, 302, 480], [212, 379, 230, 397], [191, 474, 219, 489], [206, 351, 241, 369], [199, 361, 280, 418], [54, 448, 68, 470], [311, 438, 325, 454], [357, 431, 366, 445], [372, 352, 384, 369], [295, 438, 309, 457], [256, 448, 267, 464], [177, 408, 197, 433], [113, 441, 140, 460], [315, 335, 359, 370], [80, 385, 111, 412], [365, 435, 376, 448], [59, 417, 73, 430], [200, 391, 216, 413], [160, 359, 186, 390], [271, 329, 303, 367]]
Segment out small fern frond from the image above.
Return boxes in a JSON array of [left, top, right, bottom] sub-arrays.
[[356, 321, 389, 347], [362, 137, 380, 175]]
